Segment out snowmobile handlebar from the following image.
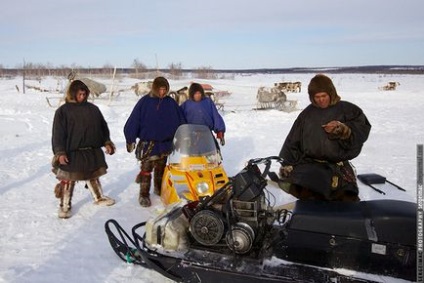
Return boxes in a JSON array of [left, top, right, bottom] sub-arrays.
[[247, 156, 284, 167], [186, 156, 285, 213]]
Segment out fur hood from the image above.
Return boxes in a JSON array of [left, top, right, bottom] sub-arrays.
[[149, 77, 170, 98], [308, 74, 341, 107], [188, 82, 205, 100], [65, 80, 90, 103]]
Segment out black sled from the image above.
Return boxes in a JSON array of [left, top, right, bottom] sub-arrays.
[[105, 156, 417, 283]]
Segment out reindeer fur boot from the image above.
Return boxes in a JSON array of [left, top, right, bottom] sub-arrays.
[[87, 178, 115, 206], [56, 180, 75, 219]]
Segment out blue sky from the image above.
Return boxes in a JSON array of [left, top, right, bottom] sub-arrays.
[[1, 0, 424, 69]]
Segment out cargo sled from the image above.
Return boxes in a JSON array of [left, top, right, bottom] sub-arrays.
[[105, 156, 417, 283]]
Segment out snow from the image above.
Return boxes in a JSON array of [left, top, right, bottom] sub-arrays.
[[0, 73, 422, 283]]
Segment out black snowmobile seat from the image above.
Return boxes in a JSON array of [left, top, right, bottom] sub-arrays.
[[289, 199, 416, 245]]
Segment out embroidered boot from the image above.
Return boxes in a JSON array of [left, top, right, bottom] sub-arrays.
[[138, 194, 151, 207], [87, 178, 115, 206], [57, 180, 75, 219]]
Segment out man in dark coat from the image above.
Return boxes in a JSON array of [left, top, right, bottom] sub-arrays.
[[279, 74, 371, 201], [52, 80, 116, 218], [124, 77, 186, 207]]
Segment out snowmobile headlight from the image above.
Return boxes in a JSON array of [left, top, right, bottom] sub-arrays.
[[196, 182, 209, 194]]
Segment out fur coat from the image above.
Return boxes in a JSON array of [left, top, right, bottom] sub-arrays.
[[180, 98, 225, 134], [180, 82, 225, 134], [123, 77, 186, 158], [279, 74, 371, 200], [52, 83, 113, 181]]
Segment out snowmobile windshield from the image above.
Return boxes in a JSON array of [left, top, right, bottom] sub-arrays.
[[169, 124, 220, 168]]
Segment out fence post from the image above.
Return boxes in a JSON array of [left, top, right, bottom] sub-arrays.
[[417, 144, 423, 283]]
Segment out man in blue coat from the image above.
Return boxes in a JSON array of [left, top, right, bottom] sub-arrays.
[[124, 77, 186, 207], [180, 83, 226, 146]]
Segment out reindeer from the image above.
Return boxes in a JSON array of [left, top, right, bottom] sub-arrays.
[[169, 87, 189, 105], [380, 81, 400, 91], [275, 81, 302, 93], [131, 81, 153, 96]]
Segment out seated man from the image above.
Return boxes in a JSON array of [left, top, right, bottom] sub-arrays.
[[279, 74, 371, 202]]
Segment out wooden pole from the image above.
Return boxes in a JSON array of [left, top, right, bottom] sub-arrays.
[[417, 144, 423, 283], [22, 59, 26, 94]]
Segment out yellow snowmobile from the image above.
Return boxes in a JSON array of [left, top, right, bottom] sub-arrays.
[[160, 124, 229, 205]]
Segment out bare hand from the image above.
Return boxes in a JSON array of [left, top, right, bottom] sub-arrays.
[[105, 144, 116, 155], [58, 155, 69, 165]]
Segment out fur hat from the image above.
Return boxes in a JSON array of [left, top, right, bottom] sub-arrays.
[[188, 83, 205, 100], [308, 74, 341, 106], [151, 77, 169, 97], [66, 80, 90, 103]]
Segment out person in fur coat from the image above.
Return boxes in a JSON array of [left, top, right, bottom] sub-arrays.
[[124, 77, 186, 207], [180, 83, 226, 146], [278, 74, 371, 202], [52, 80, 116, 218]]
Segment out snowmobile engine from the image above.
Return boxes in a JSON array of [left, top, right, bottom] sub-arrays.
[[186, 163, 274, 254], [144, 163, 275, 255]]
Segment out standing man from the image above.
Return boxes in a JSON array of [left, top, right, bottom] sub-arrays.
[[52, 80, 116, 219], [279, 74, 371, 201], [124, 77, 186, 207]]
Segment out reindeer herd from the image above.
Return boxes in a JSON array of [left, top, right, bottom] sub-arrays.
[[32, 73, 401, 112], [43, 73, 227, 109]]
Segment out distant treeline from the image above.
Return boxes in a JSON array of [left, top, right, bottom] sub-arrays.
[[1, 65, 424, 79]]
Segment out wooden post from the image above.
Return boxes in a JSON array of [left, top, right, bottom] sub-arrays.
[[107, 67, 117, 106], [417, 144, 423, 283], [22, 59, 26, 94]]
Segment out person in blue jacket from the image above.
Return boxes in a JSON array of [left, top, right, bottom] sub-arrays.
[[180, 83, 226, 146], [124, 77, 186, 207]]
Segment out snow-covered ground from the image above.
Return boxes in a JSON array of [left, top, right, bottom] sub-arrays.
[[0, 73, 422, 282]]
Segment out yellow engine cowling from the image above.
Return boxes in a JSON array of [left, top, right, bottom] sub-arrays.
[[160, 156, 229, 205]]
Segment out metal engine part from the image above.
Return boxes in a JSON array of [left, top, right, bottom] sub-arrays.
[[225, 222, 255, 254], [189, 210, 225, 246]]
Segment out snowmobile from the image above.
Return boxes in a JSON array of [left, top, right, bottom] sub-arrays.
[[105, 156, 417, 283], [160, 124, 229, 205]]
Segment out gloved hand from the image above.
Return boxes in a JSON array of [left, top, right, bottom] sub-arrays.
[[216, 132, 225, 146], [105, 141, 116, 155], [126, 142, 136, 153], [279, 165, 293, 178]]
